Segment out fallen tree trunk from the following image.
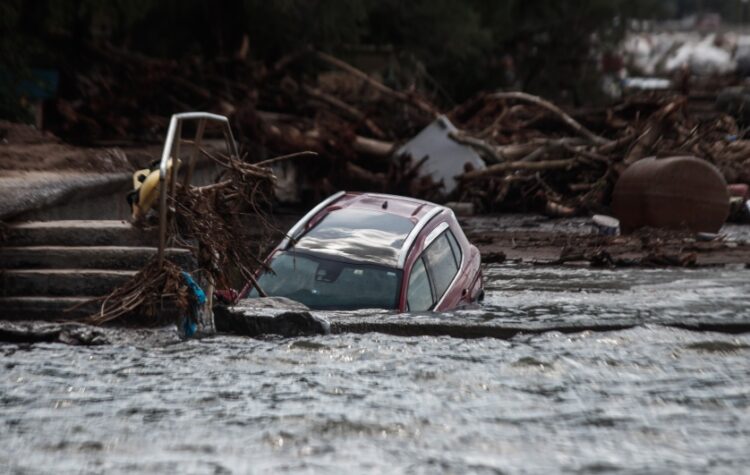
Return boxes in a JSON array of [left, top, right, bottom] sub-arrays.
[[461, 158, 579, 180], [267, 127, 395, 158], [451, 134, 589, 164], [353, 135, 396, 157], [449, 131, 503, 164]]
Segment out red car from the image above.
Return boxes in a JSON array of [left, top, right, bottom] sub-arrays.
[[240, 191, 483, 312]]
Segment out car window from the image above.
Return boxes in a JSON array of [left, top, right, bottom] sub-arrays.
[[424, 233, 459, 301], [249, 251, 402, 310], [445, 230, 462, 267], [407, 257, 433, 311]]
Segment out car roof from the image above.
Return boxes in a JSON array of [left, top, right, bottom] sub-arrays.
[[283, 191, 446, 268], [334, 192, 441, 220]]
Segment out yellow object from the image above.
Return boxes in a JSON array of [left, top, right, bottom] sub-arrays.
[[132, 169, 150, 189], [130, 158, 179, 221]]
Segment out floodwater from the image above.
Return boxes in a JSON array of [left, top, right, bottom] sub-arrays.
[[2, 263, 750, 474]]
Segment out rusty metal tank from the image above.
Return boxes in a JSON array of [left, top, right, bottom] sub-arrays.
[[612, 156, 729, 233]]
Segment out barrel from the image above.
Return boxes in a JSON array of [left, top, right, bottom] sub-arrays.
[[611, 156, 729, 233]]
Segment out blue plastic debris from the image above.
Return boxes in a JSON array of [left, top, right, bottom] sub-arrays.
[[181, 316, 198, 338], [181, 271, 206, 305], [178, 271, 207, 339]]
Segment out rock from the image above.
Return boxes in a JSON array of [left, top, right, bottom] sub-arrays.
[[482, 251, 506, 264], [233, 296, 310, 312], [0, 323, 60, 344], [214, 297, 330, 337], [58, 326, 110, 346], [0, 321, 109, 345]]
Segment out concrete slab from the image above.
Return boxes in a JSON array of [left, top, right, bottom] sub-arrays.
[[0, 246, 192, 269], [4, 220, 158, 246], [0, 171, 131, 221], [1, 269, 137, 297], [0, 296, 99, 321]]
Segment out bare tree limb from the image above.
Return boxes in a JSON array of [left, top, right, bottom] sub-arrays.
[[315, 51, 439, 117], [449, 131, 503, 164], [255, 151, 318, 167], [461, 158, 579, 180], [353, 136, 395, 157], [301, 84, 387, 138], [621, 99, 684, 168], [490, 92, 612, 145]]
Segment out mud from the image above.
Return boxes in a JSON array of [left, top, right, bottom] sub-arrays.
[[464, 214, 750, 267]]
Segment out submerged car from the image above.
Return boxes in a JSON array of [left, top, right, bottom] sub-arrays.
[[239, 191, 483, 311]]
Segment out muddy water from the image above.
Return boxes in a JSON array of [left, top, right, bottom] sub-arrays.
[[479, 264, 750, 326], [2, 264, 750, 474]]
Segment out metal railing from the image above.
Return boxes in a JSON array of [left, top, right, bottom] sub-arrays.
[[157, 112, 239, 265]]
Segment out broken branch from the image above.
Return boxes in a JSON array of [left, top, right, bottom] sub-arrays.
[[461, 158, 579, 180], [315, 50, 438, 117], [489, 92, 612, 145]]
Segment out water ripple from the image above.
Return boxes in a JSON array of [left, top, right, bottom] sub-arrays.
[[2, 264, 750, 473]]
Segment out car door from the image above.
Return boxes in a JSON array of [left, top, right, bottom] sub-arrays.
[[406, 229, 461, 311], [406, 256, 434, 311], [423, 231, 460, 307]]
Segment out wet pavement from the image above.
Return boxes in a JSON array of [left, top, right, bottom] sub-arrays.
[[2, 263, 750, 473]]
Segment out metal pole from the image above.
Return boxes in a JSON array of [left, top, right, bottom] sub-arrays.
[[223, 123, 240, 160], [184, 118, 206, 187], [170, 120, 183, 199], [156, 113, 234, 268], [157, 116, 179, 267], [157, 176, 167, 266]]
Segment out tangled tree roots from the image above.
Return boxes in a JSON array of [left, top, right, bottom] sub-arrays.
[[76, 257, 188, 326], [74, 148, 313, 325]]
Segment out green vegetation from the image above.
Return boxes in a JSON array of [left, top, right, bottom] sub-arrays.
[[0, 0, 742, 122]]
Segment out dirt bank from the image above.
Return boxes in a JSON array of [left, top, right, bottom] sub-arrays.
[[0, 120, 158, 172]]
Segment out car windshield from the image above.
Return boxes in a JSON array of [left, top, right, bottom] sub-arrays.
[[248, 251, 402, 310], [294, 208, 415, 267]]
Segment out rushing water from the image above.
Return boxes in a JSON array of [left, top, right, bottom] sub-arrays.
[[2, 263, 750, 474]]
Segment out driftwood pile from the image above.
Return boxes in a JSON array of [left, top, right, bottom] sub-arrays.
[[449, 91, 749, 215], [48, 43, 750, 214], [76, 148, 297, 325]]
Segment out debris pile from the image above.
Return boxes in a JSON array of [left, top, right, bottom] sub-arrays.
[[41, 43, 750, 215], [76, 147, 296, 325], [80, 256, 187, 325], [450, 91, 750, 215]]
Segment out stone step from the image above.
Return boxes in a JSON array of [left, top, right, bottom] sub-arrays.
[[1, 269, 137, 297], [0, 296, 100, 321], [4, 220, 159, 247], [0, 246, 193, 270], [0, 296, 180, 322]]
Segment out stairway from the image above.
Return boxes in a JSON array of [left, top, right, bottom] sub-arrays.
[[1, 220, 192, 321]]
